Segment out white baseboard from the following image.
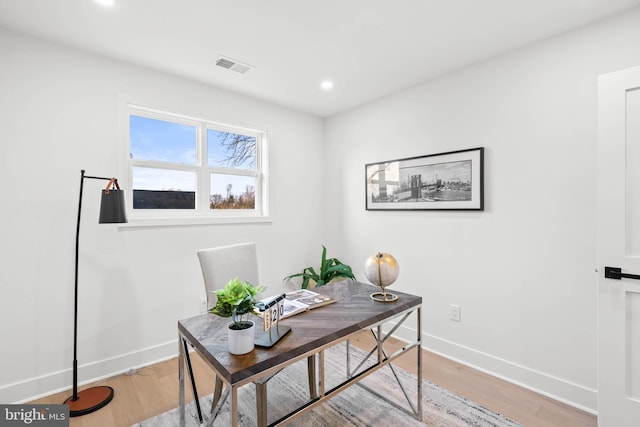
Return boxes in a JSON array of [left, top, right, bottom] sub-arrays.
[[388, 323, 597, 415], [4, 325, 598, 415], [1, 340, 178, 404]]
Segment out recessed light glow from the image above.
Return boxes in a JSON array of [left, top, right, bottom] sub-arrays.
[[320, 80, 334, 90], [95, 0, 114, 7]]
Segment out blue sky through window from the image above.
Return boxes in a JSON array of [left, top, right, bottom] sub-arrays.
[[133, 167, 196, 191], [130, 115, 196, 164], [210, 174, 255, 199]]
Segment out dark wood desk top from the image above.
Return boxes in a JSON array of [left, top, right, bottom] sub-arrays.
[[178, 280, 422, 385]]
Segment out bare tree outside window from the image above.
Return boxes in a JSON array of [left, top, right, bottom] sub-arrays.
[[206, 131, 258, 209], [217, 132, 256, 169], [210, 175, 256, 209]]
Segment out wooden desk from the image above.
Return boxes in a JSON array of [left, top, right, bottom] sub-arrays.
[[178, 281, 422, 426]]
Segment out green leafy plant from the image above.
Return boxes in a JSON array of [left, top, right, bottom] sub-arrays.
[[284, 245, 355, 289], [210, 277, 265, 329]]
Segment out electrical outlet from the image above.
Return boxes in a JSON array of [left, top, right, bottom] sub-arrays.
[[199, 297, 208, 313], [449, 304, 461, 322]]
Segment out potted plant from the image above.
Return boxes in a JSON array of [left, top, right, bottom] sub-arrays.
[[284, 245, 356, 289], [210, 277, 265, 355]]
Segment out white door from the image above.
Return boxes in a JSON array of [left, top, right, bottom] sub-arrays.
[[597, 65, 640, 426]]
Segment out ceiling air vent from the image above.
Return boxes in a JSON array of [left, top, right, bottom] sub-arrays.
[[215, 56, 253, 74]]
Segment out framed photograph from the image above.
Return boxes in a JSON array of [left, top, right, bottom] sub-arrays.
[[365, 147, 484, 211]]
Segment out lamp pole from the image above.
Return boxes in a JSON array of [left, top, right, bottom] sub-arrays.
[[64, 169, 124, 416]]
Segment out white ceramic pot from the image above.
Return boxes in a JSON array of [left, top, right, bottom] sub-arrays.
[[227, 320, 255, 355]]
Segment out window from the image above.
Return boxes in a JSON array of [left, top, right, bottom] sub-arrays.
[[126, 105, 268, 223]]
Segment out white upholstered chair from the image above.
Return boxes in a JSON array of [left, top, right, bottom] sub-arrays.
[[195, 242, 317, 418], [196, 242, 259, 414], [198, 242, 260, 309]]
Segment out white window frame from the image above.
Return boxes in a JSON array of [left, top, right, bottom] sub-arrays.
[[121, 104, 270, 227]]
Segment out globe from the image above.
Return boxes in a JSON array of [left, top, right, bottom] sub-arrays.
[[364, 252, 399, 302]]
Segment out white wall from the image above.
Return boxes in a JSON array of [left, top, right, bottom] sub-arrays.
[[324, 8, 640, 412], [4, 7, 640, 412], [0, 28, 326, 403]]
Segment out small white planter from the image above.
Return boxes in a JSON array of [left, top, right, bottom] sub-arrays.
[[227, 320, 255, 355]]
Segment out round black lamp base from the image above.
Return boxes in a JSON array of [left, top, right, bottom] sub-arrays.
[[64, 386, 114, 417]]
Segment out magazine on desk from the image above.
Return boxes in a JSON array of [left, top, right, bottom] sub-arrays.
[[259, 289, 336, 320]]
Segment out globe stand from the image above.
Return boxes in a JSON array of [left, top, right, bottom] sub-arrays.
[[370, 287, 398, 303]]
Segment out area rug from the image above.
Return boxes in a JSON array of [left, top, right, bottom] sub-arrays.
[[133, 343, 521, 426]]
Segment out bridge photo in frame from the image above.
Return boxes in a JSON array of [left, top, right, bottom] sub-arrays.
[[365, 147, 484, 211]]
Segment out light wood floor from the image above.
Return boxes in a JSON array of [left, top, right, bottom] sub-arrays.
[[30, 331, 596, 426]]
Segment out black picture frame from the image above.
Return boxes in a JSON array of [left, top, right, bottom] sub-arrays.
[[365, 147, 484, 211]]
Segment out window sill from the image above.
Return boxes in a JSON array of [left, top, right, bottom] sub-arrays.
[[117, 215, 272, 229]]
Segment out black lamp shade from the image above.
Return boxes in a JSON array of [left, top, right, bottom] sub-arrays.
[[99, 189, 127, 224]]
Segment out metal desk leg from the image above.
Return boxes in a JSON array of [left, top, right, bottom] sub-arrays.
[[355, 309, 423, 421], [417, 306, 423, 420], [307, 355, 317, 399], [256, 381, 268, 427], [183, 339, 203, 424], [231, 386, 239, 427], [211, 376, 223, 413], [346, 339, 351, 376], [319, 349, 325, 397], [179, 336, 185, 427]]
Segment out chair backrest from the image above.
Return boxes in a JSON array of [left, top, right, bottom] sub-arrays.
[[197, 242, 259, 306]]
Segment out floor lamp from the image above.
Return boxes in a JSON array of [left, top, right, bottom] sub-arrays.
[[63, 169, 127, 416]]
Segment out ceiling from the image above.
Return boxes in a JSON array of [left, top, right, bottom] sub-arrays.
[[1, 0, 640, 117]]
